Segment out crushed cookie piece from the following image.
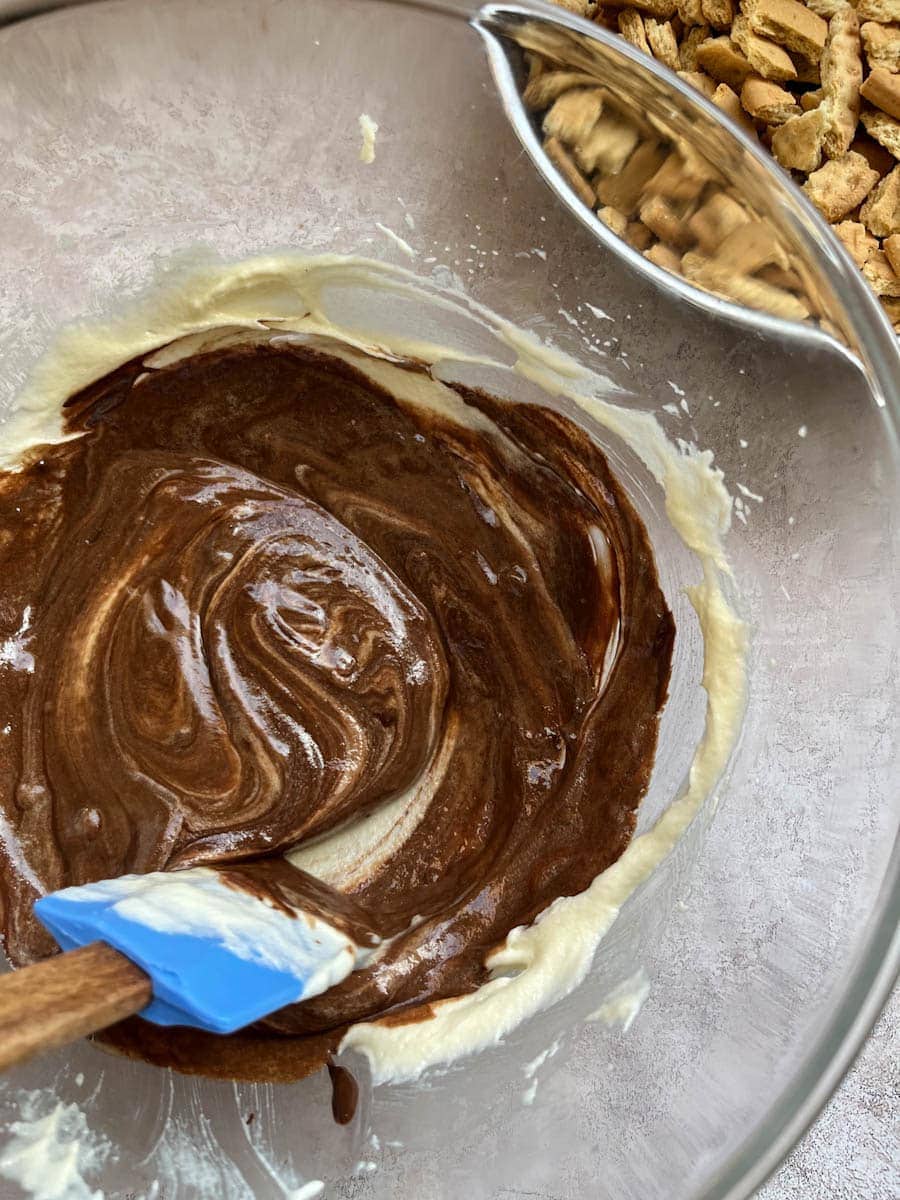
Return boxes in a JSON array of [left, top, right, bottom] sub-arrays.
[[832, 219, 880, 266], [855, 0, 900, 21], [863, 249, 900, 294], [861, 22, 900, 74], [772, 107, 827, 170], [884, 233, 900, 275], [713, 81, 760, 135], [742, 0, 828, 62], [732, 14, 798, 80], [696, 36, 755, 87], [678, 0, 705, 21], [619, 9, 652, 54], [646, 17, 682, 68], [599, 204, 630, 235], [545, 136, 598, 207], [860, 164, 900, 235], [861, 68, 900, 123], [645, 241, 684, 270], [576, 112, 642, 173], [742, 77, 803, 123], [679, 68, 719, 97], [525, 71, 605, 109], [680, 24, 712, 69], [802, 150, 880, 220], [640, 193, 696, 246], [861, 108, 900, 159], [688, 189, 751, 250], [595, 140, 669, 210], [681, 251, 812, 316], [544, 89, 606, 143], [701, 0, 735, 30], [820, 7, 863, 160], [800, 88, 824, 112]]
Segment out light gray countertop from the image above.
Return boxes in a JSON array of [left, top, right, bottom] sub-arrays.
[[759, 988, 898, 1199]]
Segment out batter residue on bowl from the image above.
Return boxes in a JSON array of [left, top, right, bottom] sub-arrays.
[[0, 334, 673, 1082], [0, 253, 747, 1092]]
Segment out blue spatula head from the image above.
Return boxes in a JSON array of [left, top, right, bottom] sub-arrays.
[[34, 868, 369, 1034]]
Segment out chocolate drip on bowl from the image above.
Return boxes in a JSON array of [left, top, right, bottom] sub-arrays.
[[0, 339, 674, 1081]]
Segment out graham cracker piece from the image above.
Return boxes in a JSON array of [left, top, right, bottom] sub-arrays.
[[821, 7, 863, 159], [800, 88, 824, 112], [544, 137, 598, 207], [646, 152, 709, 200], [860, 108, 900, 159], [646, 17, 682, 67], [539, 0, 900, 318], [524, 71, 604, 110], [742, 0, 828, 62], [805, 0, 851, 16], [731, 14, 798, 80], [884, 233, 900, 274], [701, 0, 735, 29], [625, 220, 657, 250], [771, 107, 827, 170], [863, 249, 900, 294], [688, 189, 751, 250], [861, 22, 900, 73], [552, 0, 598, 13], [832, 219, 880, 266], [790, 54, 822, 84], [758, 263, 804, 290], [599, 205, 630, 235], [860, 164, 900, 234], [696, 36, 755, 87], [594, 140, 668, 211], [604, 0, 679, 15], [760, 255, 827, 318], [680, 24, 712, 69], [713, 82, 760, 135], [639, 193, 696, 245], [860, 68, 900, 122], [644, 242, 684, 271], [525, 52, 545, 89], [856, 0, 900, 21], [679, 69, 719, 97], [543, 89, 606, 144], [741, 77, 803, 123], [850, 134, 897, 176], [714, 218, 792, 270], [619, 9, 652, 53], [575, 113, 641, 173], [675, 137, 727, 183], [676, 0, 705, 23], [802, 149, 880, 220], [681, 251, 811, 316]]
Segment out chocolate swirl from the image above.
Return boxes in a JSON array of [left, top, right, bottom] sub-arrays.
[[26, 453, 446, 878], [0, 340, 673, 1079]]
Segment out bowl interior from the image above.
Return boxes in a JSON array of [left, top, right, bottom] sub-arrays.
[[0, 1, 897, 1198]]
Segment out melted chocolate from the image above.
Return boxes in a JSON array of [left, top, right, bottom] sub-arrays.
[[327, 1060, 359, 1125], [0, 341, 673, 1080]]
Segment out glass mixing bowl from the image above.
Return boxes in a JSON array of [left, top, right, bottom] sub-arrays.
[[0, 1, 897, 1197]]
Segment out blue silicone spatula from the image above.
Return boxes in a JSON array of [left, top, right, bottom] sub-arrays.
[[0, 867, 368, 1072]]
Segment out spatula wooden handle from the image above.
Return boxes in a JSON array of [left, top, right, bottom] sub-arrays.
[[0, 942, 151, 1072]]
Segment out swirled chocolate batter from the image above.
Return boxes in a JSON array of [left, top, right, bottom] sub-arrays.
[[0, 337, 673, 1081]]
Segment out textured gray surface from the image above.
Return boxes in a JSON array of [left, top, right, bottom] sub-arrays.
[[760, 988, 899, 1199]]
